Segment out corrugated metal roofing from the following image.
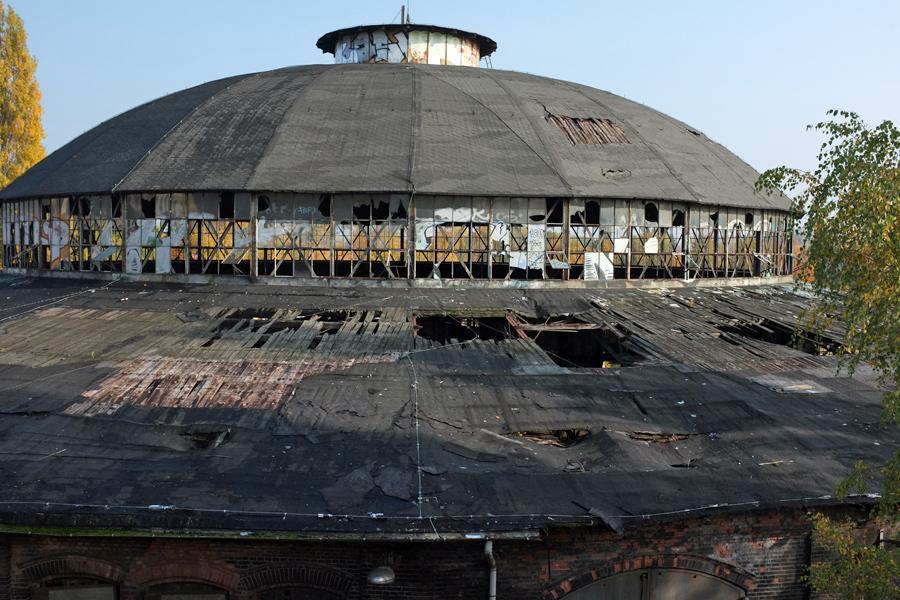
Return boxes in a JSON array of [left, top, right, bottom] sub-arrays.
[[0, 276, 890, 534], [0, 64, 788, 210]]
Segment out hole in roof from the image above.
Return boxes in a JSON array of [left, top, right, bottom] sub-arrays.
[[512, 315, 641, 368], [715, 318, 840, 356], [510, 429, 590, 448], [180, 426, 231, 450], [414, 315, 511, 345], [546, 115, 630, 145]]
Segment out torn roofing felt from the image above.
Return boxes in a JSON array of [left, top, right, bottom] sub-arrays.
[[0, 64, 787, 210], [0, 276, 892, 534]]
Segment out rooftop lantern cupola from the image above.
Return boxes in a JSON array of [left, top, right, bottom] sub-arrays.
[[315, 7, 496, 67]]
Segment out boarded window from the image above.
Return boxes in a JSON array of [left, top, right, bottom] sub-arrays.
[[33, 579, 117, 600], [146, 582, 228, 600], [546, 115, 629, 145]]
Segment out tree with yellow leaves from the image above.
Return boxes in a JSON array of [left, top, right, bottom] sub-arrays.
[[0, 0, 44, 189]]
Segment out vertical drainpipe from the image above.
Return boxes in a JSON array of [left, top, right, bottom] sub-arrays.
[[485, 540, 497, 600]]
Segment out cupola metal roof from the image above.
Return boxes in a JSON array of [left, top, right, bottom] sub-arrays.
[[0, 63, 787, 210]]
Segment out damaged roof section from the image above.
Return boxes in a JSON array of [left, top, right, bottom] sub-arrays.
[[0, 277, 892, 534]]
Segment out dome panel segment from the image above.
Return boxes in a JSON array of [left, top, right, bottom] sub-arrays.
[[120, 67, 330, 192], [0, 75, 248, 200]]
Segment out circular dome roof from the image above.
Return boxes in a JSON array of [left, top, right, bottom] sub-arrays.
[[0, 64, 787, 210]]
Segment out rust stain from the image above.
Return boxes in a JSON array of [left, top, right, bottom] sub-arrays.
[[66, 355, 395, 417]]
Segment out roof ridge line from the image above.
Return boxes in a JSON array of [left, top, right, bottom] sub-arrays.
[[478, 68, 575, 196], [111, 71, 263, 194], [244, 65, 337, 191], [562, 82, 700, 203], [414, 66, 571, 195]]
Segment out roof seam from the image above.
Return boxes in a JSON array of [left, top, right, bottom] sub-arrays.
[[407, 66, 419, 194], [633, 102, 780, 209], [244, 66, 336, 191], [478, 68, 575, 196], [561, 82, 701, 203], [414, 66, 571, 195], [111, 72, 263, 194]]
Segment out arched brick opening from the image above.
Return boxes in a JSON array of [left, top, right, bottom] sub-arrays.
[[240, 564, 353, 598], [543, 555, 756, 599], [20, 555, 126, 585], [130, 561, 240, 593]]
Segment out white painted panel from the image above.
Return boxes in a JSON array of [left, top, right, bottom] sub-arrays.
[[428, 32, 446, 64], [408, 30, 429, 63]]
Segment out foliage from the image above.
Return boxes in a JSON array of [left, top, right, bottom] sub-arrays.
[[0, 0, 44, 189], [758, 111, 899, 598], [758, 110, 899, 424], [807, 512, 899, 599]]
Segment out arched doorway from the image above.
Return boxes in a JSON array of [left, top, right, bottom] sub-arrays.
[[564, 568, 746, 599]]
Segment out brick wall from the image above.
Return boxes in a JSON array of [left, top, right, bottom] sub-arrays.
[[0, 508, 871, 599]]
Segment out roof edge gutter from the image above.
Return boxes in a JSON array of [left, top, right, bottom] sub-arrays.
[[0, 523, 541, 543]]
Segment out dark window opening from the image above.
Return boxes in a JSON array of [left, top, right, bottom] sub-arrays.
[[141, 197, 156, 219], [644, 202, 658, 223], [672, 209, 685, 227], [414, 315, 512, 345], [317, 194, 332, 217], [709, 211, 719, 228], [392, 199, 408, 220], [372, 199, 390, 221], [546, 198, 564, 223], [219, 192, 235, 219], [74, 196, 90, 217], [257, 195, 270, 213], [745, 212, 754, 227], [546, 114, 630, 145]]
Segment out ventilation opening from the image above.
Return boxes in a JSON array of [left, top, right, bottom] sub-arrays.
[[715, 318, 841, 355], [546, 114, 630, 145], [414, 315, 512, 345], [180, 426, 231, 449], [511, 429, 589, 447], [509, 315, 641, 368], [627, 431, 699, 444], [671, 460, 697, 469]]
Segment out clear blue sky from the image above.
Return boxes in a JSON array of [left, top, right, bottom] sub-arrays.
[[11, 0, 900, 174]]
